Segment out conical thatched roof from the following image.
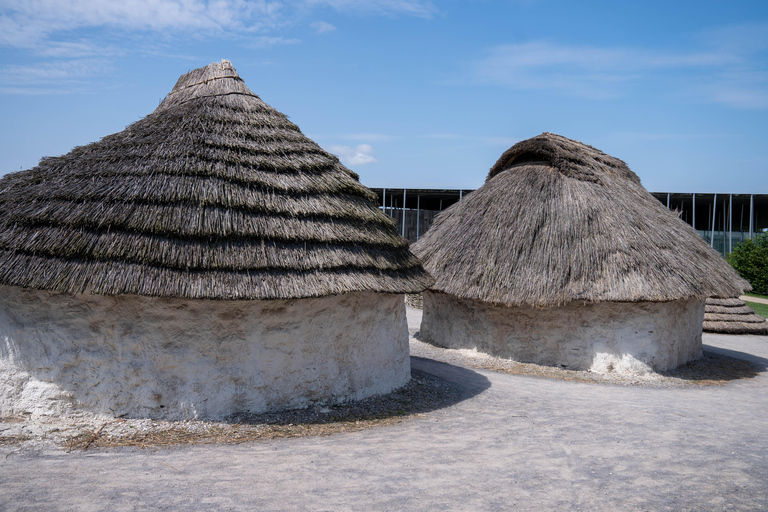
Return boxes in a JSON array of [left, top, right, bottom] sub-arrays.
[[703, 298, 768, 335], [412, 132, 748, 307], [0, 60, 432, 300]]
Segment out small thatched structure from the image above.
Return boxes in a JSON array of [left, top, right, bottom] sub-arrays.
[[0, 60, 432, 420], [703, 298, 768, 335], [412, 133, 748, 374]]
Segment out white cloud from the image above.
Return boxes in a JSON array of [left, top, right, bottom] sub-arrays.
[[0, 1, 258, 49], [312, 133, 392, 142], [697, 22, 768, 54], [425, 133, 518, 146], [468, 27, 768, 109], [613, 132, 734, 142], [0, 59, 112, 89], [250, 35, 301, 48], [0, 0, 434, 50], [424, 133, 461, 140], [339, 133, 391, 141], [310, 21, 336, 34], [698, 80, 768, 110], [304, 0, 435, 18], [470, 41, 733, 99], [0, 0, 436, 94], [328, 143, 378, 166]]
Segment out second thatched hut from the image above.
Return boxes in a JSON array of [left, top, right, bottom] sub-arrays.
[[412, 133, 748, 374], [0, 60, 432, 420]]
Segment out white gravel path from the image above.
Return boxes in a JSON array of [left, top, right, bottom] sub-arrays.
[[741, 295, 768, 305]]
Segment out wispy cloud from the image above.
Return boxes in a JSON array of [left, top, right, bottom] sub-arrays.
[[305, 0, 436, 18], [468, 23, 768, 108], [249, 35, 301, 48], [0, 58, 113, 94], [424, 133, 519, 146], [339, 133, 392, 141], [469, 41, 731, 99], [327, 143, 378, 165], [0, 0, 436, 94], [0, 1, 260, 49], [699, 82, 768, 109], [312, 133, 393, 142], [310, 21, 336, 34], [0, 0, 435, 49], [612, 132, 735, 142]]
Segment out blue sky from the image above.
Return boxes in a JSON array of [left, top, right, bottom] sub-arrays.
[[1, 0, 766, 193]]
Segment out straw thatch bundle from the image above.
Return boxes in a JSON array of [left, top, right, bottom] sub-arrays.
[[412, 133, 747, 306], [703, 298, 768, 335], [0, 60, 431, 300]]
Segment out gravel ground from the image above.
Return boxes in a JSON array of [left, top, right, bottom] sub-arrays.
[[2, 307, 758, 452], [1, 306, 767, 511]]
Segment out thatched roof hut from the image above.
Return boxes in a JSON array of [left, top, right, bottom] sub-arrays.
[[703, 298, 768, 335], [412, 133, 748, 374], [0, 60, 432, 420]]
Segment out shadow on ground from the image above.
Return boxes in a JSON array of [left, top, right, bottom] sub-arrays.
[[410, 334, 768, 388], [52, 358, 492, 450], [229, 357, 491, 427], [658, 345, 768, 383]]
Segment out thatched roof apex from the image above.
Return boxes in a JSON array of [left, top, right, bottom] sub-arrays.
[[488, 132, 640, 185], [0, 60, 432, 300], [158, 59, 249, 111], [412, 133, 748, 307]]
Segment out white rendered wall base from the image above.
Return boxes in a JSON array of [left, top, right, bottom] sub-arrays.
[[420, 291, 704, 374], [0, 286, 410, 420]]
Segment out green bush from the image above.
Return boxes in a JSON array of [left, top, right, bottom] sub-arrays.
[[728, 232, 768, 295]]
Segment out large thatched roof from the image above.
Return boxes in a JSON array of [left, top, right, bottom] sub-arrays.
[[0, 60, 432, 300], [412, 132, 748, 307]]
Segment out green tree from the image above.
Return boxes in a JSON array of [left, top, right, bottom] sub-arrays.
[[728, 232, 768, 295]]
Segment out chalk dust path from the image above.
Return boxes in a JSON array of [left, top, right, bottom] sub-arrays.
[[741, 295, 768, 306], [1, 308, 767, 511]]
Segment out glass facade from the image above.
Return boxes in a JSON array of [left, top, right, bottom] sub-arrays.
[[372, 188, 768, 255]]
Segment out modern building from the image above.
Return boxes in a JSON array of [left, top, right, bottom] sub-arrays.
[[372, 188, 768, 256]]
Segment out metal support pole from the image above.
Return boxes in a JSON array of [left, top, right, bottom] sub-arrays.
[[723, 196, 727, 255], [750, 194, 754, 238], [729, 194, 733, 254], [402, 189, 407, 237], [740, 203, 744, 233], [459, 190, 463, 201], [382, 188, 386, 214], [416, 195, 420, 241], [692, 193, 696, 231], [711, 193, 717, 247], [667, 193, 670, 209]]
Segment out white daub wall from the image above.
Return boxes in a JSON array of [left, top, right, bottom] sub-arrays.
[[0, 286, 410, 420], [420, 291, 705, 374]]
